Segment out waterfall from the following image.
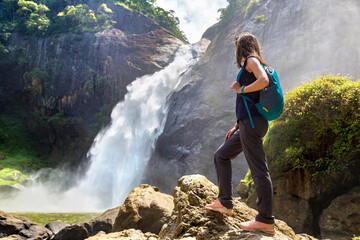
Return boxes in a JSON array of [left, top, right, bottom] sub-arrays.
[[0, 45, 197, 212], [73, 44, 197, 209]]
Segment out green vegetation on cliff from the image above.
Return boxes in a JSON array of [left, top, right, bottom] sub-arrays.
[[218, 0, 265, 25], [218, 0, 249, 24], [265, 75, 360, 179], [0, 0, 187, 45], [92, 104, 112, 133], [0, 107, 51, 186]]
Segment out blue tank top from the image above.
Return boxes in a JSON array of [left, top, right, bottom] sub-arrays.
[[236, 56, 261, 121]]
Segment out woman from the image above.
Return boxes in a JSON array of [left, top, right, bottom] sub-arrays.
[[205, 32, 275, 235]]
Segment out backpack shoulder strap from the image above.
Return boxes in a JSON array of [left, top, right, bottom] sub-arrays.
[[243, 55, 260, 68], [241, 95, 255, 129]]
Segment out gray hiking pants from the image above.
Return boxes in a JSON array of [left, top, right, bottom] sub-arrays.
[[214, 116, 275, 224]]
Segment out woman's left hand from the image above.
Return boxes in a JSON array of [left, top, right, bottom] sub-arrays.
[[230, 82, 241, 93]]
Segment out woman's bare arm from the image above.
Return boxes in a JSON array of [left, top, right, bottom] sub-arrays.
[[230, 57, 269, 93]]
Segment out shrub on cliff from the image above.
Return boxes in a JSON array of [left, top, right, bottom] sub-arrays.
[[265, 75, 360, 179], [218, 0, 249, 24]]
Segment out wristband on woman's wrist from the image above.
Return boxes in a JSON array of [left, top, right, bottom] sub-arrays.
[[241, 85, 246, 94]]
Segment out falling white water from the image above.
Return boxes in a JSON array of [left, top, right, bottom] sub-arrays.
[[74, 44, 197, 209], [0, 45, 197, 212]]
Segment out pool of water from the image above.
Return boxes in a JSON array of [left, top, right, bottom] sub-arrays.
[[9, 212, 102, 226]]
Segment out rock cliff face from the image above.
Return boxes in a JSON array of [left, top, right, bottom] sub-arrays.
[[1, 3, 183, 165], [237, 169, 360, 239], [147, 0, 360, 200], [146, 0, 360, 237], [319, 187, 360, 239]]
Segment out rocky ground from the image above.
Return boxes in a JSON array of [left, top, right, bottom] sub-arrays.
[[0, 174, 318, 240]]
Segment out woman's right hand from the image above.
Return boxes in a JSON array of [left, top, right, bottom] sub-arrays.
[[225, 127, 237, 142]]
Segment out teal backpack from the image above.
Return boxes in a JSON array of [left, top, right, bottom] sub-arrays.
[[237, 56, 284, 140]]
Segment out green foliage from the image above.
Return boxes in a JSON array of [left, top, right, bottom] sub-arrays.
[[16, 0, 50, 36], [244, 0, 259, 19], [0, 109, 51, 177], [92, 104, 112, 133], [23, 67, 50, 96], [98, 3, 113, 14], [241, 169, 253, 184], [83, 74, 110, 95], [27, 67, 49, 80], [0, 0, 115, 37], [0, 168, 29, 185], [219, 0, 265, 26], [254, 14, 267, 23], [218, 0, 249, 25], [54, 3, 114, 33], [1, 0, 19, 21], [0, 22, 15, 54], [353, 236, 360, 240], [0, 0, 186, 42], [115, 2, 132, 11], [83, 80, 94, 95], [26, 67, 49, 82], [0, 110, 36, 152], [33, 110, 83, 127], [265, 75, 360, 179]]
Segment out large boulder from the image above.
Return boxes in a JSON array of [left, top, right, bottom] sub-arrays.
[[112, 184, 174, 234], [319, 187, 360, 239], [0, 211, 52, 239], [53, 224, 89, 240], [90, 206, 121, 235], [159, 174, 316, 240], [53, 206, 120, 240], [45, 221, 70, 235], [85, 229, 157, 240]]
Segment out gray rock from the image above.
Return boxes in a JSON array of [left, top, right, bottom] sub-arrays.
[[53, 224, 89, 240], [112, 184, 174, 235], [319, 187, 360, 239], [0, 211, 52, 240], [45, 221, 70, 235], [53, 206, 120, 240], [89, 206, 120, 235], [85, 229, 158, 240], [159, 174, 317, 240]]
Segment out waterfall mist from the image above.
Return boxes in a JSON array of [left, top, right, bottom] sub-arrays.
[[0, 45, 198, 212]]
